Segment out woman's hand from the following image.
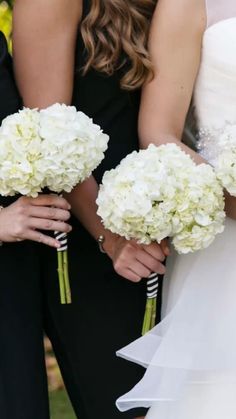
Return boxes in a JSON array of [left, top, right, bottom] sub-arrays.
[[67, 178, 168, 282], [0, 195, 71, 248], [103, 233, 169, 282]]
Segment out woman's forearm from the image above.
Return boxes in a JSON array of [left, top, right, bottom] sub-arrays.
[[66, 176, 102, 240], [65, 176, 117, 256]]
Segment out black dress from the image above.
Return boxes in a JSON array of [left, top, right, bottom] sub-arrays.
[[0, 32, 50, 419], [42, 2, 162, 418]]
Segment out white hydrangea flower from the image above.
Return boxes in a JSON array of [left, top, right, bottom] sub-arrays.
[[97, 143, 225, 254], [214, 124, 236, 196], [38, 103, 109, 192], [198, 123, 236, 197], [0, 104, 109, 198], [215, 147, 236, 196], [173, 164, 225, 253], [0, 108, 43, 197]]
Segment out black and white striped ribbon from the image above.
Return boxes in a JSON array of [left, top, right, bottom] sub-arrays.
[[54, 231, 68, 252], [147, 272, 159, 299]]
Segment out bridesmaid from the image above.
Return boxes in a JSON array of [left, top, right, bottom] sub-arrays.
[[0, 31, 71, 419], [13, 1, 168, 418]]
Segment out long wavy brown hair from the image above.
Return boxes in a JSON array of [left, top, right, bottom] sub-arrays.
[[81, 0, 156, 90]]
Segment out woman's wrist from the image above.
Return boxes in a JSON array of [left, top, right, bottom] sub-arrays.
[[97, 230, 119, 260]]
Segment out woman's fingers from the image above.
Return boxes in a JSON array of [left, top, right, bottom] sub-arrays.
[[24, 229, 61, 248], [136, 250, 166, 275], [29, 194, 71, 210], [29, 217, 72, 233], [128, 260, 151, 279], [0, 196, 72, 246], [124, 270, 142, 283], [142, 241, 166, 261], [28, 205, 70, 222], [112, 238, 168, 282], [160, 238, 170, 256]]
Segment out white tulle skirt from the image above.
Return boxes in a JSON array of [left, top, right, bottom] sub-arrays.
[[116, 217, 236, 418]]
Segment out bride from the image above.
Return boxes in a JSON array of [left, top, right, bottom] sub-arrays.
[[116, 0, 236, 418]]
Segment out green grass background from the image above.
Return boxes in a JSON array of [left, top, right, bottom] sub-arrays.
[[50, 390, 76, 419]]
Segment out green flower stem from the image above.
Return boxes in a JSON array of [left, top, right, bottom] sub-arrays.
[[57, 251, 66, 304], [142, 298, 153, 335], [142, 298, 157, 335], [62, 250, 72, 304], [151, 298, 157, 329]]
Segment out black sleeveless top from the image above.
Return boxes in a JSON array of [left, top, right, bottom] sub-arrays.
[[0, 32, 21, 124], [0, 33, 21, 206], [72, 0, 140, 185]]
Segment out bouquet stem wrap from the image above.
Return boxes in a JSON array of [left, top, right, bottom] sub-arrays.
[[142, 273, 159, 335]]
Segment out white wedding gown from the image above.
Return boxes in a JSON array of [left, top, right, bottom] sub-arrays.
[[116, 1, 236, 418]]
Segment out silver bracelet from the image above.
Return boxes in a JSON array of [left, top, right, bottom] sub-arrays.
[[97, 235, 106, 253], [0, 206, 3, 246]]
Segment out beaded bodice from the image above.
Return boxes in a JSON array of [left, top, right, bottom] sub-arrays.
[[194, 1, 236, 160]]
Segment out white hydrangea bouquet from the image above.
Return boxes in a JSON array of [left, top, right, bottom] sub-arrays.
[[97, 143, 225, 334], [0, 103, 109, 304]]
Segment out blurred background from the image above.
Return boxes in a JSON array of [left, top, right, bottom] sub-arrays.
[[0, 1, 76, 417], [0, 0, 12, 49]]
